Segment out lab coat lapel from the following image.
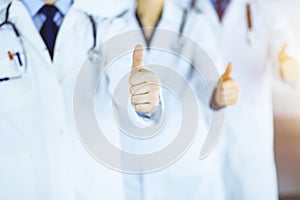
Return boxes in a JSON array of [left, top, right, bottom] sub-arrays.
[[128, 0, 150, 47], [157, 0, 180, 31], [147, 0, 184, 76], [199, 0, 222, 37], [200, 0, 245, 40], [9, 0, 53, 67], [126, 0, 181, 47], [222, 0, 246, 36], [52, 5, 81, 62], [145, 0, 182, 55]]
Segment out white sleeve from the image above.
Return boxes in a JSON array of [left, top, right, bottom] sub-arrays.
[[267, 2, 299, 68], [128, 95, 164, 127]]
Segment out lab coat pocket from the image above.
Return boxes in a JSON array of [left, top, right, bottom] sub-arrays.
[[0, 68, 36, 112], [0, 152, 36, 200]]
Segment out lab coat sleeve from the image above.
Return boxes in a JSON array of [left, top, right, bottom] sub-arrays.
[[96, 17, 165, 127], [188, 11, 223, 113], [191, 45, 221, 124], [128, 95, 164, 127], [267, 2, 299, 74], [188, 10, 225, 74], [189, 10, 223, 83]]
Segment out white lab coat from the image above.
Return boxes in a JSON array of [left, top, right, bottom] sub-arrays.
[[94, 0, 226, 199], [197, 0, 298, 199], [0, 1, 124, 199]]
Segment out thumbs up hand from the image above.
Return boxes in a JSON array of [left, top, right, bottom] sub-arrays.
[[129, 44, 160, 115], [212, 63, 240, 108], [279, 43, 299, 82]]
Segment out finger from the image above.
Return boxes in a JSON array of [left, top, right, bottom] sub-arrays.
[[218, 87, 240, 98], [219, 95, 239, 106], [131, 92, 160, 105], [279, 43, 288, 62], [225, 92, 240, 100], [280, 43, 288, 55], [130, 83, 159, 95], [134, 103, 158, 114], [219, 90, 240, 99], [132, 44, 144, 70], [222, 81, 240, 91], [223, 100, 238, 106], [218, 81, 238, 92], [280, 58, 299, 81], [129, 70, 159, 86], [219, 80, 235, 88], [222, 62, 233, 80], [218, 91, 239, 102], [226, 98, 239, 105]]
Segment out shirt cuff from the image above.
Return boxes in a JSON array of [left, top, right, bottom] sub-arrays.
[[129, 97, 164, 128]]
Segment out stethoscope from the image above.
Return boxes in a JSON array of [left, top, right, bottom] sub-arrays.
[[120, 0, 199, 53], [0, 2, 99, 83], [175, 0, 257, 47], [0, 2, 27, 82], [174, 0, 257, 49], [172, 0, 200, 52]]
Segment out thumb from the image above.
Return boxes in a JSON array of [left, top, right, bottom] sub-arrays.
[[132, 44, 144, 70], [279, 43, 288, 62], [222, 62, 233, 80]]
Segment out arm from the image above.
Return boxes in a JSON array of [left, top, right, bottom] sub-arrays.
[[268, 2, 299, 82], [129, 44, 163, 126]]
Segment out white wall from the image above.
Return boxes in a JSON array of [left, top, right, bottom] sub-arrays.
[[272, 0, 300, 197]]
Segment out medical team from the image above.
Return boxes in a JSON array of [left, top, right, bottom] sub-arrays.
[[0, 0, 299, 200]]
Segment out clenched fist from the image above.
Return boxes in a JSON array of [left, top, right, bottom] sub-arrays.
[[129, 44, 160, 114], [279, 43, 299, 82], [213, 62, 240, 108]]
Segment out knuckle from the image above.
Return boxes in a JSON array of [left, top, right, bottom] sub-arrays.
[[129, 76, 135, 85], [134, 104, 141, 111], [130, 95, 135, 103], [130, 86, 135, 95], [154, 84, 160, 91]]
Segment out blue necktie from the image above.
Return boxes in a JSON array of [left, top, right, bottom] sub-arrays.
[[211, 0, 231, 22], [39, 5, 59, 60]]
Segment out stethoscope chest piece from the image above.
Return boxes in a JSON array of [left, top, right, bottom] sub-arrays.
[[172, 38, 185, 54], [247, 31, 257, 46], [88, 48, 102, 63]]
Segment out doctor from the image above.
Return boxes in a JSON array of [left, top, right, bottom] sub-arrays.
[[94, 0, 226, 199], [0, 0, 125, 199], [196, 0, 299, 199]]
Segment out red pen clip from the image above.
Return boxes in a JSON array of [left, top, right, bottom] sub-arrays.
[[7, 51, 14, 60], [246, 3, 252, 31], [7, 51, 23, 66]]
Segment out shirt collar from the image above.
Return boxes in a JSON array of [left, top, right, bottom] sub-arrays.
[[22, 0, 44, 17], [54, 0, 73, 16], [22, 0, 73, 17]]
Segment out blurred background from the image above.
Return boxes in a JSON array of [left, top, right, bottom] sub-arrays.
[[272, 1, 300, 200], [0, 0, 299, 199]]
